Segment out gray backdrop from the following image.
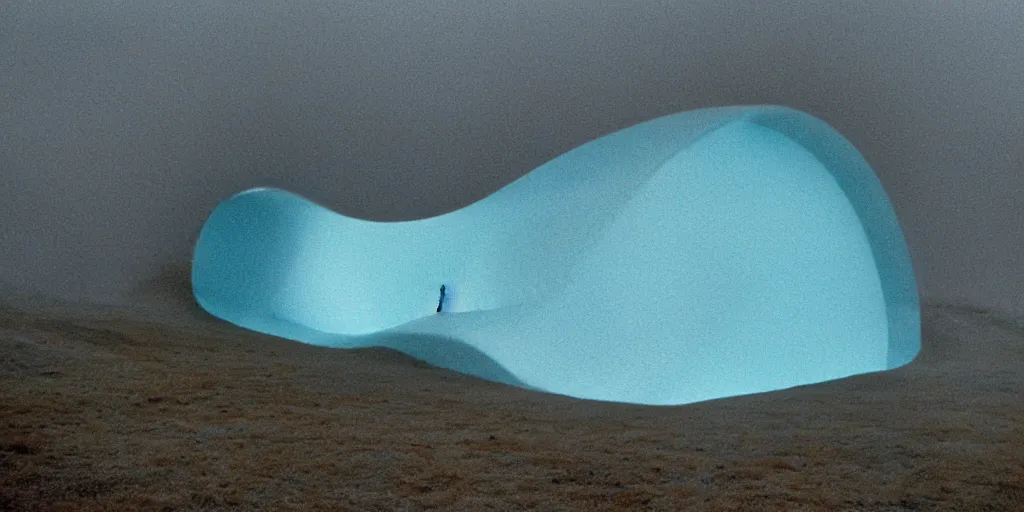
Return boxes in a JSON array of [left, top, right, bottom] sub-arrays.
[[2, 1, 1022, 314]]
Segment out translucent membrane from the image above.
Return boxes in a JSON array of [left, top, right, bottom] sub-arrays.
[[193, 106, 920, 405]]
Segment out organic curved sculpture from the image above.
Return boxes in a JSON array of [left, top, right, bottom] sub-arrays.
[[192, 105, 920, 405]]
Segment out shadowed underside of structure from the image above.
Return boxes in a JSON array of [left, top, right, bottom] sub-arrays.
[[192, 105, 920, 405]]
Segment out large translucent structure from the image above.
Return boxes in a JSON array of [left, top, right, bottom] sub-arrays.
[[192, 106, 920, 406]]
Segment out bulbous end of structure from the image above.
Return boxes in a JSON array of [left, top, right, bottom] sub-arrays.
[[193, 105, 920, 405]]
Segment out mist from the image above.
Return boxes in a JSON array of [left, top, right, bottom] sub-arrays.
[[2, 1, 1022, 313]]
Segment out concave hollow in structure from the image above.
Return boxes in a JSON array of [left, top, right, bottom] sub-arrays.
[[192, 105, 920, 406]]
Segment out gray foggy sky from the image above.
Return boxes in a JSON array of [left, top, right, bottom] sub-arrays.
[[1, 1, 1022, 313]]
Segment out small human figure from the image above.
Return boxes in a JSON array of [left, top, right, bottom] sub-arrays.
[[436, 284, 446, 313]]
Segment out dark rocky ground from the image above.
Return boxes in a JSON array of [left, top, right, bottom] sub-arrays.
[[1, 299, 1022, 511]]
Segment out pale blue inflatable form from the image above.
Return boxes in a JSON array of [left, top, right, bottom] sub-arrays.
[[192, 106, 920, 406]]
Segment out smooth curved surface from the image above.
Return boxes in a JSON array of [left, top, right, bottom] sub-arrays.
[[192, 105, 920, 405]]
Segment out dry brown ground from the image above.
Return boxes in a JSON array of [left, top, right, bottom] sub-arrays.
[[1, 298, 1022, 511]]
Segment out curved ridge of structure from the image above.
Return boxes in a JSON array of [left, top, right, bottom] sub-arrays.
[[192, 105, 920, 406]]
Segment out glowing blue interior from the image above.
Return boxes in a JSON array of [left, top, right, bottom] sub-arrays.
[[192, 106, 920, 406]]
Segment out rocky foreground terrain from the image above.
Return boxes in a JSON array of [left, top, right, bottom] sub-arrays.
[[1, 299, 1022, 511]]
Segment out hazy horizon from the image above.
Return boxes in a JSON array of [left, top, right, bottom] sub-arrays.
[[2, 1, 1022, 314]]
